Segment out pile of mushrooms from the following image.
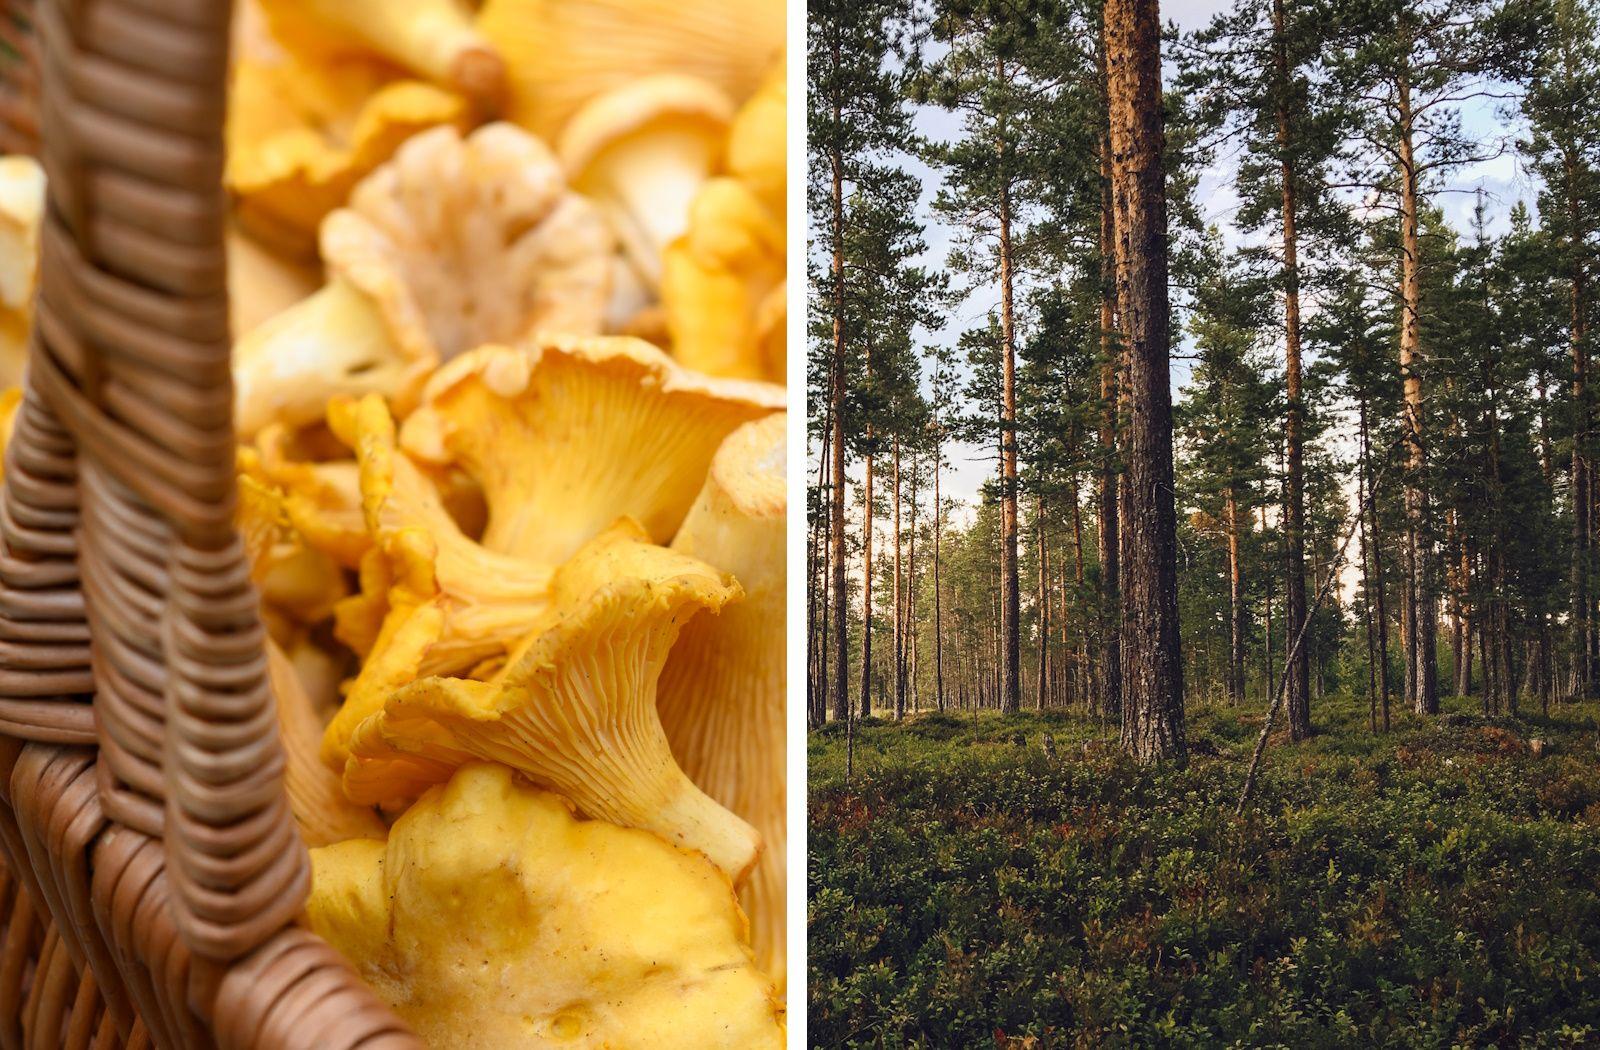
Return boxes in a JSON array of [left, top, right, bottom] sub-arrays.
[[0, 0, 788, 1043]]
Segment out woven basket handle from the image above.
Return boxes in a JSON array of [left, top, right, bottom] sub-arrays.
[[27, 0, 307, 964]]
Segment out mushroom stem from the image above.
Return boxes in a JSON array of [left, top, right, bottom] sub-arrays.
[[280, 0, 506, 101], [646, 770, 765, 882], [592, 128, 722, 292], [233, 278, 408, 437]]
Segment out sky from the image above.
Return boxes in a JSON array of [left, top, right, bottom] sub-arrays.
[[876, 0, 1540, 521]]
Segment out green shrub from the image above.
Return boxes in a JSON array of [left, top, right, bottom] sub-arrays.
[[809, 696, 1600, 1048]]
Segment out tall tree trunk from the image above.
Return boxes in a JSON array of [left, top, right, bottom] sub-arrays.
[[1570, 149, 1592, 701], [1262, 503, 1276, 705], [1396, 56, 1438, 715], [1457, 544, 1473, 697], [1272, 0, 1312, 740], [1037, 495, 1049, 710], [1226, 485, 1245, 706], [1070, 465, 1089, 705], [810, 394, 833, 728], [934, 443, 945, 712], [1359, 410, 1378, 732], [1095, 24, 1122, 726], [827, 77, 850, 726], [892, 437, 904, 720], [859, 444, 874, 719], [907, 452, 920, 713], [1105, 0, 1185, 763], [997, 69, 1022, 716], [1366, 398, 1392, 732]]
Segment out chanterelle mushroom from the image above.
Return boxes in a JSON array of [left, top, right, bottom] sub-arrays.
[[259, 0, 506, 101], [308, 763, 785, 1048], [558, 74, 734, 295], [661, 67, 786, 384], [398, 336, 783, 566], [478, 0, 785, 141], [658, 413, 787, 988], [226, 45, 470, 258], [340, 521, 763, 882], [0, 156, 43, 388], [233, 124, 614, 436], [319, 394, 552, 768]]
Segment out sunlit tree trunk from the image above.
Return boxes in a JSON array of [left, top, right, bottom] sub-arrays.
[[892, 437, 904, 720], [1396, 54, 1438, 715], [1106, 0, 1185, 763], [1272, 0, 1311, 739], [1226, 485, 1245, 706]]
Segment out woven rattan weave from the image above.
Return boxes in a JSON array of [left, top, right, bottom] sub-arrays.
[[0, 2, 421, 1045]]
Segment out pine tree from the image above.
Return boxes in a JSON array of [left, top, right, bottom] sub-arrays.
[[1105, 0, 1185, 762]]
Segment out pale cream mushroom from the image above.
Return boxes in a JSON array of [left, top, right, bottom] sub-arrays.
[[658, 413, 787, 987], [558, 74, 734, 296], [233, 123, 614, 437]]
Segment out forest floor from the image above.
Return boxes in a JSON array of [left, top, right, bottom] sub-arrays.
[[809, 693, 1600, 1048]]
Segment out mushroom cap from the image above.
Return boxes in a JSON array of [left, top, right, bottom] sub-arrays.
[[557, 75, 735, 294], [232, 123, 614, 437], [556, 73, 735, 180], [331, 122, 614, 367], [235, 465, 350, 633], [227, 54, 468, 258], [254, 419, 371, 570], [308, 762, 785, 1048], [399, 336, 782, 566], [478, 0, 785, 141], [331, 393, 551, 682], [662, 178, 785, 383], [725, 63, 786, 220], [340, 522, 763, 881], [658, 413, 786, 986]]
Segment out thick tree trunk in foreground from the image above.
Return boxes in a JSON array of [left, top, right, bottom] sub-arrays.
[[1105, 0, 1185, 763], [1396, 58, 1438, 715]]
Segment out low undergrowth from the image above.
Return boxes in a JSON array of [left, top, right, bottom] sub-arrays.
[[808, 694, 1600, 1048]]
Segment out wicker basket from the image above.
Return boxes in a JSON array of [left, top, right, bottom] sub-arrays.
[[0, 2, 420, 1046]]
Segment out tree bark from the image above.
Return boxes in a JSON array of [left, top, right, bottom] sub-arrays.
[[997, 62, 1022, 715], [1396, 55, 1438, 715], [892, 437, 904, 720], [934, 441, 945, 712], [859, 443, 874, 719], [907, 450, 920, 712], [1105, 0, 1185, 763], [1570, 148, 1592, 701], [1037, 495, 1049, 710], [1226, 485, 1245, 706], [810, 394, 833, 728], [1096, 25, 1123, 725], [1271, 0, 1312, 740], [827, 61, 850, 726]]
